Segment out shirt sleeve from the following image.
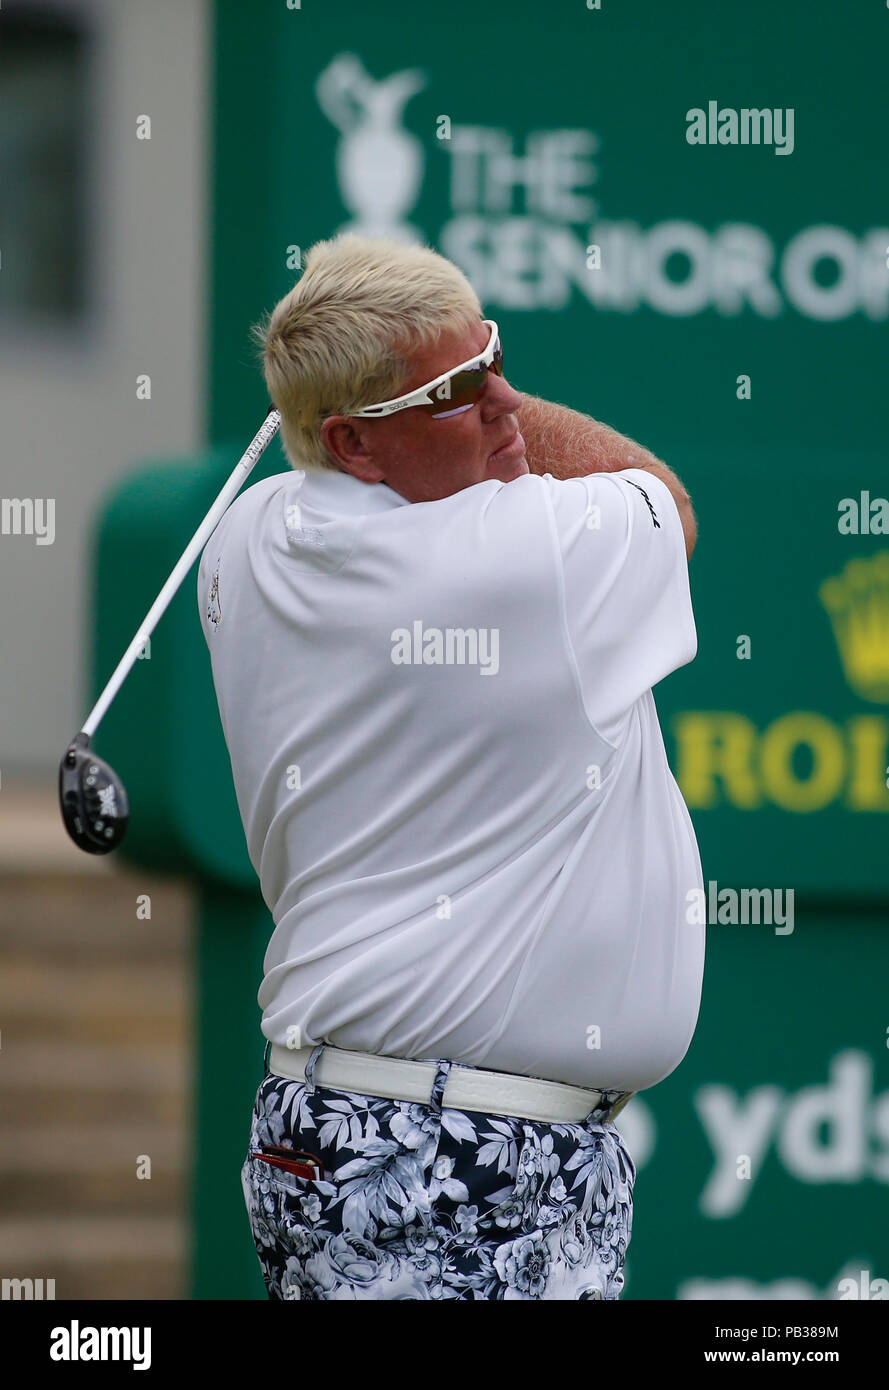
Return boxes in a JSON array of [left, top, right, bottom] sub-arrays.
[[543, 468, 697, 740]]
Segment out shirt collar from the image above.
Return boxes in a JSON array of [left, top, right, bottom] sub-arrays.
[[297, 465, 410, 517]]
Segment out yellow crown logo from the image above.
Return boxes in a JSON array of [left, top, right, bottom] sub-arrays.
[[818, 551, 889, 703]]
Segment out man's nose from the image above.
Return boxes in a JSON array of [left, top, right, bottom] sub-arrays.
[[484, 370, 523, 416]]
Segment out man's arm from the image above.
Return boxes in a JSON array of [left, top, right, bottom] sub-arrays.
[[515, 393, 697, 559]]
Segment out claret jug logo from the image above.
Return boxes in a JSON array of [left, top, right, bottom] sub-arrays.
[[316, 54, 888, 321], [674, 553, 889, 815], [315, 54, 426, 244]]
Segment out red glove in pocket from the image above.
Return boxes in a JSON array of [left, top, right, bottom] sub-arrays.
[[252, 1146, 326, 1181]]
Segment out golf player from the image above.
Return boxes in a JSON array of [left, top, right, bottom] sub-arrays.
[[197, 233, 705, 1300]]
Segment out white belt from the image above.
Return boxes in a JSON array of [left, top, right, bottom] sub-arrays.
[[268, 1043, 633, 1125]]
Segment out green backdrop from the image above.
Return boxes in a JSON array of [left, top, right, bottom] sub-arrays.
[[91, 0, 888, 1298]]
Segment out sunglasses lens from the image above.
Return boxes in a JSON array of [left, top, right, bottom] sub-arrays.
[[425, 333, 502, 417], [427, 367, 487, 416]]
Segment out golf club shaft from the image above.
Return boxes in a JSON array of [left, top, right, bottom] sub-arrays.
[[81, 407, 281, 739]]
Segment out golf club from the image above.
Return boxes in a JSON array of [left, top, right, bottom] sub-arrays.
[[59, 405, 282, 854]]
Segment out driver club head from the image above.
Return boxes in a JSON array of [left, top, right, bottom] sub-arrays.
[[59, 731, 130, 854]]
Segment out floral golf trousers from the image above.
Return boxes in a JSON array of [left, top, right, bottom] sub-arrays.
[[242, 1045, 636, 1301]]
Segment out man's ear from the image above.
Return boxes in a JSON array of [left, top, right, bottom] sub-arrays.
[[320, 416, 386, 484]]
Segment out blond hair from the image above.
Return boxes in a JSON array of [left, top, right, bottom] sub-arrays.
[[252, 234, 484, 471]]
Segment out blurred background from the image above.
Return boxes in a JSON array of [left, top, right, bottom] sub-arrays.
[[1, 0, 887, 1300]]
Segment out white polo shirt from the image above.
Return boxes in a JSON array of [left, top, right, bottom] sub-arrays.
[[197, 461, 705, 1092]]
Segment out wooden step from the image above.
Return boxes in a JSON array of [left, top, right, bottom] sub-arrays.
[[0, 1040, 186, 1090], [0, 874, 193, 957], [0, 1121, 186, 1211], [0, 957, 188, 1036], [0, 1216, 186, 1300], [0, 787, 195, 1299]]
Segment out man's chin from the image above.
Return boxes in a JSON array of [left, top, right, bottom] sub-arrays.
[[488, 454, 529, 483]]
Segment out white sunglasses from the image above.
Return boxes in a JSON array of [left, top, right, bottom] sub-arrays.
[[350, 320, 503, 420]]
